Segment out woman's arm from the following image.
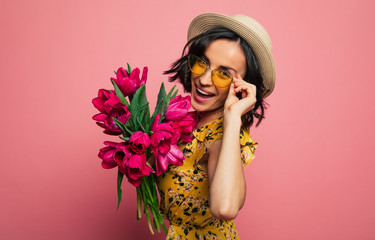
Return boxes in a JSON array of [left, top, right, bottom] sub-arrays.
[[207, 114, 245, 220], [207, 77, 257, 220]]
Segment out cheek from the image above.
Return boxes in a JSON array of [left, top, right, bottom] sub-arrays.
[[190, 75, 198, 87], [217, 88, 230, 100]]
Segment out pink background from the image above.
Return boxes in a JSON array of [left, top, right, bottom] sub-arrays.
[[1, 0, 374, 239]]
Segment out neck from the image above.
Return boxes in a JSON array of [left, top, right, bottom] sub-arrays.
[[195, 107, 224, 129]]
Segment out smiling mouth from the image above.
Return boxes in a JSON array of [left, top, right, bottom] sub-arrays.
[[195, 84, 215, 97], [197, 88, 214, 97], [193, 84, 215, 103]]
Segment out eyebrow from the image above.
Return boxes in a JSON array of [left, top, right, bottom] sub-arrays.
[[202, 54, 238, 73]]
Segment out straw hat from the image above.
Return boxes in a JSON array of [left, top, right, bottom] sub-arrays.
[[187, 13, 275, 98]]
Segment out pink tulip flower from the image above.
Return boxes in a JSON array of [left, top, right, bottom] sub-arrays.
[[92, 89, 130, 135], [129, 131, 151, 154], [98, 141, 119, 169], [164, 95, 197, 142], [112, 143, 132, 170], [123, 154, 153, 187], [150, 114, 184, 176], [111, 67, 148, 97], [170, 111, 197, 143], [99, 142, 154, 187], [165, 95, 191, 121], [154, 144, 184, 176], [92, 89, 113, 113], [113, 144, 153, 187]]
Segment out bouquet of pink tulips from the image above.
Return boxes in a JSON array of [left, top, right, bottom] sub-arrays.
[[92, 64, 196, 234]]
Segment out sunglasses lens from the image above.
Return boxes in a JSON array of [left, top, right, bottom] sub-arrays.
[[212, 70, 232, 88], [188, 55, 233, 88], [188, 55, 207, 76]]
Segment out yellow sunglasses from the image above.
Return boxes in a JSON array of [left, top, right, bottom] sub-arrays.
[[188, 54, 233, 88]]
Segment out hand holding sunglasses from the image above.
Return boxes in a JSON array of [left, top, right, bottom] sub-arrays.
[[224, 77, 257, 118]]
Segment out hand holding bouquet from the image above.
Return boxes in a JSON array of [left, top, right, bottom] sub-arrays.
[[92, 64, 196, 234]]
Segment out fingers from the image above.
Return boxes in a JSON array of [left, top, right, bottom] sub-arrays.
[[229, 80, 236, 93], [232, 77, 256, 99], [231, 77, 257, 113]]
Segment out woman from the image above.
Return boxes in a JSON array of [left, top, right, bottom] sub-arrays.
[[157, 13, 276, 239]]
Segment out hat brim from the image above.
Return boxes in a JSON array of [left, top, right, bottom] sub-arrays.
[[187, 13, 275, 98]]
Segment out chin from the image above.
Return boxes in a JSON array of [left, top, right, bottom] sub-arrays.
[[191, 98, 224, 116], [191, 94, 213, 112], [190, 82, 226, 114], [191, 102, 206, 113]]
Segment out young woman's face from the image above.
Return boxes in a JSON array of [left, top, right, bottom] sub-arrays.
[[190, 39, 247, 117]]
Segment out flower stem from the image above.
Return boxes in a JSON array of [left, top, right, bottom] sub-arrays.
[[136, 187, 142, 220], [136, 174, 167, 234], [143, 204, 154, 235], [140, 182, 154, 235], [146, 174, 168, 234], [150, 206, 161, 232], [143, 177, 153, 200]]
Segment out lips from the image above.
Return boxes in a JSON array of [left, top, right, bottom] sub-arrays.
[[193, 84, 215, 102], [196, 88, 214, 96]]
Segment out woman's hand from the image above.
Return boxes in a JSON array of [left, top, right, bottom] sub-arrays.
[[224, 77, 257, 118]]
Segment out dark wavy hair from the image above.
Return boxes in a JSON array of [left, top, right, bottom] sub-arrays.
[[164, 28, 267, 127]]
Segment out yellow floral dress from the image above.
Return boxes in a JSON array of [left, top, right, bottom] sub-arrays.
[[157, 117, 257, 240]]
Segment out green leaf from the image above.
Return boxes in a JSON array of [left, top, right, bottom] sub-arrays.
[[112, 117, 133, 139], [123, 122, 134, 137], [129, 84, 149, 131], [111, 80, 129, 108], [117, 171, 124, 210], [138, 100, 150, 132], [137, 119, 146, 132], [112, 117, 126, 135], [123, 117, 134, 136], [142, 103, 151, 133], [166, 84, 178, 102], [119, 136, 130, 141], [136, 101, 151, 132], [127, 63, 132, 74], [114, 70, 117, 75], [151, 83, 168, 124], [171, 88, 178, 99], [166, 84, 177, 99]]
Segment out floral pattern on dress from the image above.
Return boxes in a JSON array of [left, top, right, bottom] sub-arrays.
[[157, 117, 257, 239]]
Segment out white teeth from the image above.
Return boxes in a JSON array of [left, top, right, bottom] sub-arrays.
[[197, 88, 211, 96]]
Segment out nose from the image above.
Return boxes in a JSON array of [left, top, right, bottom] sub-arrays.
[[199, 69, 213, 86]]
